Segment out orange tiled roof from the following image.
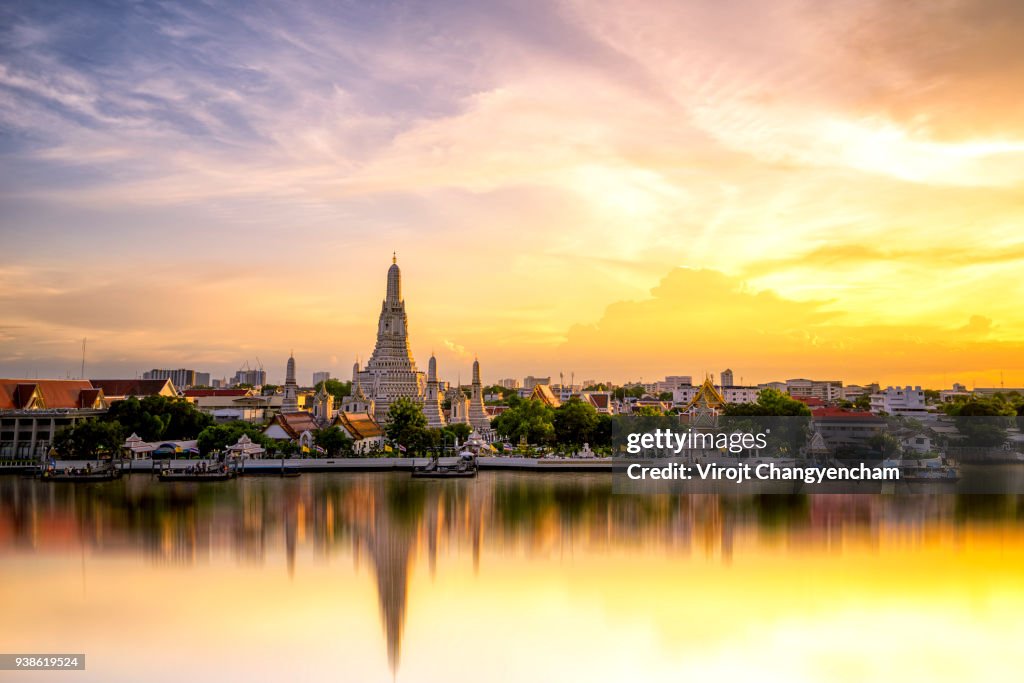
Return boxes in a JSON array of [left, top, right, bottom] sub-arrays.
[[531, 384, 561, 408], [333, 411, 384, 440], [90, 379, 175, 398], [270, 411, 320, 439], [0, 379, 100, 411]]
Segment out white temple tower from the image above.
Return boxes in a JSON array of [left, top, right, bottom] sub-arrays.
[[282, 351, 298, 412], [423, 354, 446, 428], [468, 357, 490, 432], [356, 256, 425, 421]]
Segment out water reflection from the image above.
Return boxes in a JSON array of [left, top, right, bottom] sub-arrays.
[[1, 473, 1023, 680]]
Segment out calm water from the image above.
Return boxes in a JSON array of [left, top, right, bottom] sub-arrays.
[[2, 472, 1024, 682]]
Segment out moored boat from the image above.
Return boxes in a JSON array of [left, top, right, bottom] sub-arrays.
[[412, 452, 478, 479], [158, 467, 237, 482], [39, 467, 121, 483], [882, 456, 960, 483]]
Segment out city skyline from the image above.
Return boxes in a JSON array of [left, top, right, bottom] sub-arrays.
[[3, 0, 1024, 386]]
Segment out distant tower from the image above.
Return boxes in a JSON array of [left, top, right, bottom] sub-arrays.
[[721, 369, 734, 388], [282, 351, 298, 412], [468, 357, 490, 432], [423, 354, 446, 428]]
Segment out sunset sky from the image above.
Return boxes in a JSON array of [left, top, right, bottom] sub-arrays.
[[2, 0, 1023, 387]]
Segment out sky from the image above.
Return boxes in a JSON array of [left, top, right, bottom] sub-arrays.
[[2, 0, 1024, 387]]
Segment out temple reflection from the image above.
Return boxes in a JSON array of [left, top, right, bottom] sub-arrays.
[[1, 474, 1023, 674]]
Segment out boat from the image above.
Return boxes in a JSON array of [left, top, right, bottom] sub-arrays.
[[158, 467, 237, 482], [39, 467, 121, 483], [412, 452, 478, 479], [882, 456, 960, 483]]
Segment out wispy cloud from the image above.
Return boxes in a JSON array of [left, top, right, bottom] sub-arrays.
[[1, 0, 1023, 383]]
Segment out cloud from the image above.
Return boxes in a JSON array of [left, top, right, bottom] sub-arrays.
[[557, 267, 1024, 385]]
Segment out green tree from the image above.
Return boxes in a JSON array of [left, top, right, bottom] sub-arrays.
[[104, 395, 212, 441], [385, 397, 431, 454], [852, 393, 872, 411], [613, 385, 645, 401], [196, 421, 270, 455], [634, 406, 664, 416], [53, 419, 123, 459], [723, 388, 811, 417], [491, 398, 555, 445], [553, 398, 600, 446], [440, 422, 472, 446], [657, 391, 674, 401], [314, 379, 352, 403], [944, 398, 1013, 447], [313, 426, 352, 456]]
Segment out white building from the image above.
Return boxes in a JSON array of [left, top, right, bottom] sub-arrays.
[[656, 376, 692, 395], [312, 371, 331, 386], [870, 386, 928, 416], [784, 378, 843, 403]]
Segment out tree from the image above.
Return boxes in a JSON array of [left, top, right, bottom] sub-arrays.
[[635, 406, 664, 416], [53, 419, 123, 459], [440, 422, 472, 446], [944, 398, 1013, 447], [721, 389, 811, 457], [491, 398, 555, 445], [385, 397, 431, 453], [852, 394, 872, 411], [104, 395, 212, 441], [657, 391, 674, 401], [196, 421, 269, 455], [553, 398, 600, 446], [315, 379, 352, 404], [723, 388, 811, 417], [613, 385, 645, 401], [868, 432, 901, 457], [483, 385, 516, 400], [313, 426, 352, 456]]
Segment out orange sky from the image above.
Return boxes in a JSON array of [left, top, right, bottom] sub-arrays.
[[1, 0, 1023, 387]]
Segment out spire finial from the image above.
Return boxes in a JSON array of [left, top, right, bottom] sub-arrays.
[[392, 251, 397, 264]]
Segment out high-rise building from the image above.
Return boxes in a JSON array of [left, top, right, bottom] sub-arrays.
[[312, 371, 331, 386], [523, 376, 550, 391], [720, 369, 734, 388], [144, 368, 198, 388], [497, 378, 521, 390], [354, 256, 425, 421], [194, 372, 211, 387], [232, 368, 266, 387], [655, 376, 692, 394]]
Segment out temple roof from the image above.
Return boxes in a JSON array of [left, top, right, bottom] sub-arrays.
[[266, 411, 320, 439], [530, 384, 561, 408], [333, 411, 384, 440], [0, 379, 102, 411], [90, 378, 176, 398], [680, 376, 726, 412]]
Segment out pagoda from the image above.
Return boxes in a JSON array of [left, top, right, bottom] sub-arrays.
[[355, 256, 425, 421]]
